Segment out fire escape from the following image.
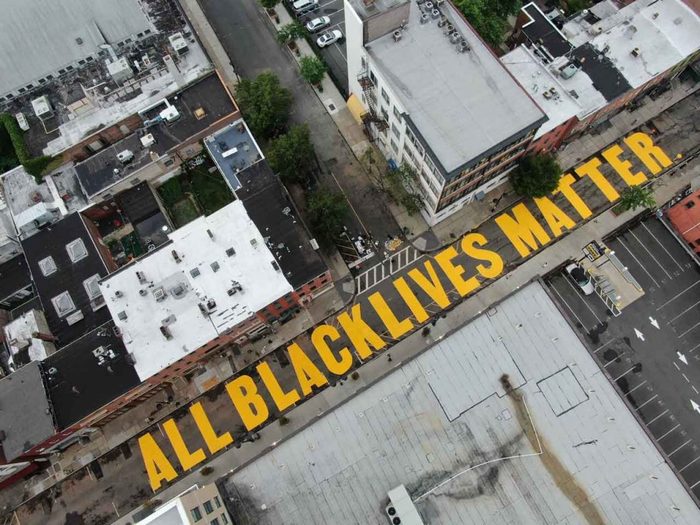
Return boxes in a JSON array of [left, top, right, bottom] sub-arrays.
[[357, 68, 389, 138]]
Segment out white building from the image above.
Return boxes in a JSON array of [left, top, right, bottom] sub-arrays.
[[344, 0, 546, 226], [100, 200, 294, 381], [2, 309, 56, 370]]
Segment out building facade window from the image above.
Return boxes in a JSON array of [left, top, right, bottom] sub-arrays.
[[391, 123, 400, 138], [191, 507, 202, 521], [393, 106, 402, 120], [204, 500, 214, 514], [381, 87, 389, 104], [390, 139, 399, 154]]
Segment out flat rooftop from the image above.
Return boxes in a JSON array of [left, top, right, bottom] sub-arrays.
[[43, 321, 140, 430], [227, 282, 700, 524], [367, 1, 545, 175], [0, 0, 152, 97], [100, 200, 294, 381], [0, 362, 55, 462], [75, 73, 237, 199], [3, 309, 55, 369], [563, 0, 700, 89], [205, 119, 263, 192], [20, 212, 112, 347], [348, 0, 407, 20], [0, 254, 31, 305], [236, 162, 328, 289]]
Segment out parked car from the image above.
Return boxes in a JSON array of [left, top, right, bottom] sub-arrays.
[[293, 0, 319, 15], [317, 29, 343, 48], [306, 16, 331, 33], [565, 263, 595, 295]]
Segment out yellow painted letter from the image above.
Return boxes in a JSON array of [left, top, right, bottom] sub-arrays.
[[288, 343, 328, 396], [624, 132, 672, 176], [533, 196, 576, 237], [555, 173, 591, 220], [139, 433, 177, 491], [393, 277, 429, 324], [602, 143, 647, 187], [190, 402, 233, 454], [407, 261, 451, 309], [495, 203, 552, 257], [369, 291, 414, 339], [225, 375, 269, 431], [337, 304, 387, 360], [575, 157, 619, 202], [434, 246, 479, 297], [461, 233, 504, 280], [311, 324, 353, 376], [257, 361, 301, 412], [162, 419, 206, 471]]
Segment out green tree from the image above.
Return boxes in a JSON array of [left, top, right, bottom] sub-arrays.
[[510, 154, 563, 198], [259, 0, 279, 9], [616, 185, 656, 212], [234, 72, 292, 140], [276, 22, 307, 45], [299, 56, 327, 86], [454, 0, 509, 47], [307, 188, 349, 245], [266, 124, 316, 184]]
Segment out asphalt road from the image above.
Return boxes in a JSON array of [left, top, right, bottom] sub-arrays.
[[544, 214, 700, 500], [200, 0, 399, 261]]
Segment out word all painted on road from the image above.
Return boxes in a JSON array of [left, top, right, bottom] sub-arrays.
[[139, 132, 673, 491]]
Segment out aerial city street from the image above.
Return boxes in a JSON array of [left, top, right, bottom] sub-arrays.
[[0, 0, 699, 523]]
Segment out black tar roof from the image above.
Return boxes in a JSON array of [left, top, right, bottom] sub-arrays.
[[21, 212, 112, 347], [521, 3, 573, 59], [236, 162, 328, 289], [0, 254, 31, 304], [0, 362, 55, 462], [43, 321, 140, 429], [573, 44, 632, 102], [74, 72, 237, 198]]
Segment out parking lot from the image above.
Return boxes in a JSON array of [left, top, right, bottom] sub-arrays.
[[545, 214, 700, 501], [292, 0, 348, 95]]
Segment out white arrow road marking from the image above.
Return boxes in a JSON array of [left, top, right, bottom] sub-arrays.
[[691, 400, 700, 414], [678, 352, 688, 365], [649, 317, 660, 329], [634, 328, 645, 342]]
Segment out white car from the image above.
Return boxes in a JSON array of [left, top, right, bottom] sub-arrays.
[[565, 263, 595, 295], [306, 16, 330, 33], [317, 29, 343, 48]]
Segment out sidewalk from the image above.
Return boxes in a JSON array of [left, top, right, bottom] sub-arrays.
[[53, 156, 700, 525]]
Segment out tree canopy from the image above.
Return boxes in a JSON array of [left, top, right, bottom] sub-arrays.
[[266, 124, 316, 184], [453, 0, 521, 47], [307, 188, 349, 245], [234, 72, 292, 140], [276, 22, 306, 45], [299, 56, 327, 86], [617, 185, 656, 212], [259, 0, 279, 9], [510, 153, 563, 198]]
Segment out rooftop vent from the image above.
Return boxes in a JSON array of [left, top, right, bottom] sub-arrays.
[[160, 105, 180, 123], [425, 1, 433, 8], [160, 325, 173, 340], [431, 8, 440, 19], [250, 239, 258, 248], [190, 267, 200, 278], [115, 290, 124, 298], [631, 47, 640, 57], [139, 289, 148, 296], [140, 134, 156, 148], [420, 12, 429, 24], [117, 150, 134, 164], [449, 31, 460, 43], [118, 311, 127, 321], [393, 30, 402, 42], [170, 284, 187, 298], [136, 271, 147, 284], [172, 250, 181, 263], [153, 287, 166, 302], [194, 107, 206, 120], [271, 260, 280, 272], [226, 247, 236, 257], [207, 229, 214, 239], [457, 40, 470, 53], [210, 261, 220, 272]]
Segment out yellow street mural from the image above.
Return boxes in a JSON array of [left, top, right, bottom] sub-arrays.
[[139, 132, 673, 491]]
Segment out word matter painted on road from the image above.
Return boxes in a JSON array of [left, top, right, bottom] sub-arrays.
[[139, 132, 674, 491]]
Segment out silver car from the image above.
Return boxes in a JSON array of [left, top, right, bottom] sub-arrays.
[[306, 16, 330, 33], [317, 29, 343, 48]]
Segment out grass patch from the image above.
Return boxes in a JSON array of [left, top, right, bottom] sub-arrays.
[[157, 177, 185, 208], [189, 167, 233, 215], [171, 197, 200, 227]]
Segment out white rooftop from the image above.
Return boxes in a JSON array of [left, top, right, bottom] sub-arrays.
[[0, 0, 153, 97], [501, 46, 606, 137], [100, 201, 293, 381], [563, 0, 700, 89], [3, 309, 56, 369], [227, 282, 700, 524], [366, 1, 545, 173]]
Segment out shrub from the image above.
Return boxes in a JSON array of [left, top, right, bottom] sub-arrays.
[[299, 56, 327, 86]]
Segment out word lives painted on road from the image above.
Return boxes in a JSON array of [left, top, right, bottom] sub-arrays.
[[139, 133, 673, 491]]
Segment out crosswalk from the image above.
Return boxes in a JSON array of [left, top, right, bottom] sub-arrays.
[[355, 246, 422, 295]]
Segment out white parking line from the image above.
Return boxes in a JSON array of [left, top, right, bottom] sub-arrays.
[[641, 221, 684, 271], [657, 423, 681, 441], [657, 281, 700, 310], [594, 339, 616, 354], [688, 341, 700, 354], [678, 320, 700, 339], [334, 42, 346, 60], [680, 455, 700, 472], [561, 275, 603, 324], [691, 479, 700, 490], [613, 366, 637, 382], [616, 237, 660, 288], [669, 298, 700, 323], [647, 408, 669, 425], [550, 285, 590, 331], [626, 380, 647, 396], [318, 0, 341, 8], [669, 439, 692, 457], [635, 394, 659, 410], [683, 373, 691, 383], [630, 229, 673, 280]]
